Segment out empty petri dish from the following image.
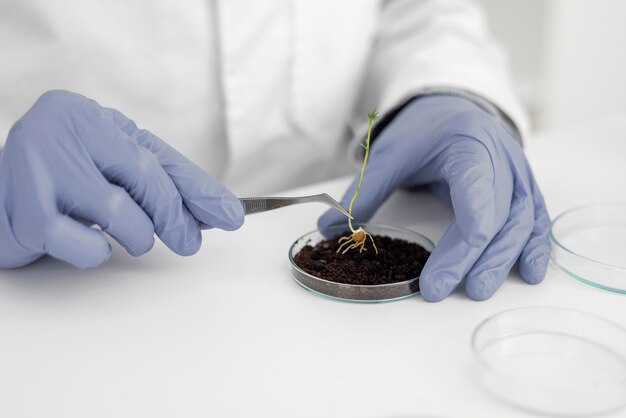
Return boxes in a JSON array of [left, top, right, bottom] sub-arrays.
[[471, 307, 626, 416], [551, 203, 626, 294], [288, 224, 434, 303]]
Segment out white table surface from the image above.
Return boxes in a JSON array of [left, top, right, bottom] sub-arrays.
[[1, 113, 625, 418]]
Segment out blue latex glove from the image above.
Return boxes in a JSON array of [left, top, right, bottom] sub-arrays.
[[319, 95, 551, 301], [0, 90, 244, 269]]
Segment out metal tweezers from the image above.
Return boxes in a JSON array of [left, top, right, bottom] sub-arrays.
[[239, 193, 352, 219]]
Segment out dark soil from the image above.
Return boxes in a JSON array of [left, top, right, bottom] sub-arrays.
[[293, 234, 430, 286]]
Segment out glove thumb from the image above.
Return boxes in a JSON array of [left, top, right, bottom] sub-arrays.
[[45, 216, 112, 269]]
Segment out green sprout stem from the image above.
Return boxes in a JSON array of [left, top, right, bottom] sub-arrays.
[[347, 110, 379, 233]]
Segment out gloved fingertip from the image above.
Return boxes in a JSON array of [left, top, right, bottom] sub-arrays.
[[216, 195, 245, 231], [520, 253, 549, 285], [93, 243, 112, 268], [45, 217, 113, 269], [465, 270, 499, 301], [532, 254, 550, 278], [124, 235, 155, 257], [420, 273, 457, 302], [173, 232, 202, 256], [74, 242, 112, 270]]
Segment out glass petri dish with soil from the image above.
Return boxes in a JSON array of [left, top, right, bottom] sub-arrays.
[[289, 223, 434, 302]]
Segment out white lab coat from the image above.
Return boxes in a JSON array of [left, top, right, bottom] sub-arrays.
[[0, 0, 526, 195]]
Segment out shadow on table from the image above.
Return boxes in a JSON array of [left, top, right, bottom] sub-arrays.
[[0, 239, 171, 301]]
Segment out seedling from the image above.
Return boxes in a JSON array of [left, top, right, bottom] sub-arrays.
[[337, 110, 379, 255]]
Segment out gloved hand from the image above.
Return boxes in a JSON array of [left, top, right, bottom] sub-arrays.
[[319, 95, 551, 301], [0, 90, 244, 269]]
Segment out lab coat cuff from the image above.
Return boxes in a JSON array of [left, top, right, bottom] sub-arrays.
[[347, 88, 523, 167]]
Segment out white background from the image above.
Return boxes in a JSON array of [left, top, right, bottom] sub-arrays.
[[481, 0, 626, 132]]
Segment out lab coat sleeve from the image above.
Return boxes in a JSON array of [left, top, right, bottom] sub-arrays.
[[352, 0, 527, 148]]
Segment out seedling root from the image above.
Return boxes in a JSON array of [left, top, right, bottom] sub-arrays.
[[336, 227, 378, 254]]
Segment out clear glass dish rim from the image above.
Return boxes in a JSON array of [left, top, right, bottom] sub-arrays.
[[550, 202, 626, 271], [470, 306, 626, 373], [288, 223, 435, 290]]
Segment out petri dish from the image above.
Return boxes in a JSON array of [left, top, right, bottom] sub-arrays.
[[550, 203, 626, 294], [288, 223, 434, 303], [471, 307, 626, 416]]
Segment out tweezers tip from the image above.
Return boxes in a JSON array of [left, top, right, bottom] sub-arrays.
[[321, 194, 352, 219]]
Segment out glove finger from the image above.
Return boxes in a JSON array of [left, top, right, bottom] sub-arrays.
[[44, 215, 112, 269], [518, 174, 551, 284], [441, 139, 498, 247], [69, 182, 155, 257], [103, 106, 244, 231], [464, 185, 534, 300], [77, 106, 203, 255], [419, 221, 488, 302], [420, 141, 511, 303]]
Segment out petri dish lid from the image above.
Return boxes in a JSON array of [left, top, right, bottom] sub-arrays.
[[550, 203, 626, 293], [471, 307, 626, 416]]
